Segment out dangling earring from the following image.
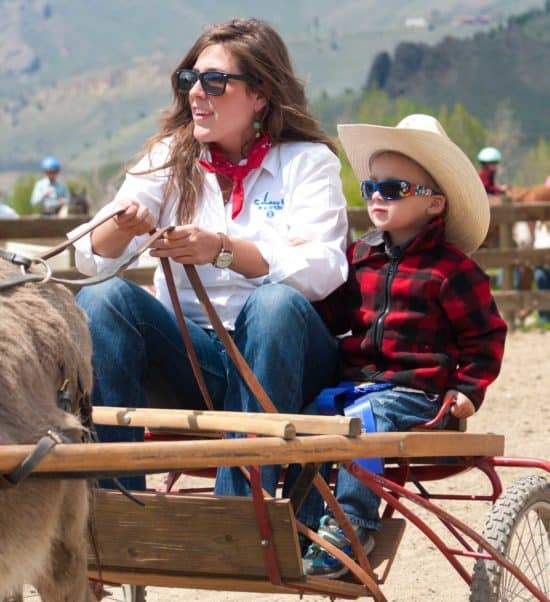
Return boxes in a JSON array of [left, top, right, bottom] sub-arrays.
[[253, 120, 262, 139]]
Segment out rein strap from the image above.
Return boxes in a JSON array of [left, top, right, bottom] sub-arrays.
[[0, 430, 68, 488]]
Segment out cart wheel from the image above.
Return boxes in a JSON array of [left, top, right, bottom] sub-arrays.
[[470, 474, 549, 602], [121, 585, 147, 602]]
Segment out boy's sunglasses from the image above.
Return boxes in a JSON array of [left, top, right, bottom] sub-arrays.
[[175, 69, 261, 96], [361, 179, 442, 201]]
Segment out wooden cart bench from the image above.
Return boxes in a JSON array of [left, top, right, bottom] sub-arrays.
[[88, 489, 406, 598], [80, 428, 504, 598]]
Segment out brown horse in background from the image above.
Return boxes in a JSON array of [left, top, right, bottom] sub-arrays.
[[508, 184, 550, 203], [483, 185, 550, 250], [58, 188, 90, 218]]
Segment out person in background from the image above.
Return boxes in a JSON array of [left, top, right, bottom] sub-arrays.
[[533, 222, 550, 323], [477, 146, 508, 195], [304, 115, 507, 578], [537, 175, 550, 319], [514, 210, 550, 324], [31, 156, 70, 216], [0, 199, 19, 218], [70, 18, 348, 535]]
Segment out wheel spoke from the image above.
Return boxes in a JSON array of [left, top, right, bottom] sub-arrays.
[[471, 475, 550, 602], [499, 506, 550, 599]]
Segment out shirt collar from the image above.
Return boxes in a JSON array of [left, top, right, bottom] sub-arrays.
[[351, 216, 446, 265], [201, 144, 277, 177], [259, 145, 278, 177]]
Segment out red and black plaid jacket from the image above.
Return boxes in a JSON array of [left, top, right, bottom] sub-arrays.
[[317, 217, 507, 408]]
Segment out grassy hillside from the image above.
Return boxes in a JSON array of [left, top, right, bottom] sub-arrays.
[[0, 0, 545, 173], [3, 0, 542, 91], [366, 2, 550, 144]]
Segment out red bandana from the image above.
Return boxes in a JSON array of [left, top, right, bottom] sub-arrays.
[[199, 134, 272, 219]]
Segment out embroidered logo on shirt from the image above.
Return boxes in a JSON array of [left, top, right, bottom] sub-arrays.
[[254, 192, 285, 218]]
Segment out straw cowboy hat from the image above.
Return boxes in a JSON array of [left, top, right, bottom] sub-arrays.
[[338, 114, 489, 254]]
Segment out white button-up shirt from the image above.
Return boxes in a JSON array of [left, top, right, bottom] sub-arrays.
[[71, 139, 348, 330]]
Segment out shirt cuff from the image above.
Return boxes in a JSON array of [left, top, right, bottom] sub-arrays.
[[255, 239, 309, 283], [69, 223, 141, 276]]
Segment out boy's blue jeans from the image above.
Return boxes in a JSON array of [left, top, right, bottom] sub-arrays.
[[334, 388, 449, 531], [76, 278, 339, 528]]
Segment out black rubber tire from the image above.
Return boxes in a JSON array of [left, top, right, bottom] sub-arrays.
[[470, 474, 549, 601]]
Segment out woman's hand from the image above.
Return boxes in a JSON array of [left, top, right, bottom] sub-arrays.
[[443, 389, 476, 419], [91, 200, 156, 258], [113, 200, 156, 236], [149, 225, 221, 265]]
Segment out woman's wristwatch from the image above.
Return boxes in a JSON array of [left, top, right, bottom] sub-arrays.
[[212, 232, 234, 269]]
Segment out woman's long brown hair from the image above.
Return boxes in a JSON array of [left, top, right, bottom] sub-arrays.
[[134, 18, 336, 224]]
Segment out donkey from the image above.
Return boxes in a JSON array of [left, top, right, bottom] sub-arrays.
[[0, 257, 95, 601]]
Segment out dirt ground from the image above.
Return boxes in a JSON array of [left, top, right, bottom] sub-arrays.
[[23, 330, 549, 601]]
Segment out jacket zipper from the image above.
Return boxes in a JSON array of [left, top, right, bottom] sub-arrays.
[[373, 254, 401, 351]]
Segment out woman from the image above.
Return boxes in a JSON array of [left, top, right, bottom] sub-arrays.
[[71, 18, 348, 531]]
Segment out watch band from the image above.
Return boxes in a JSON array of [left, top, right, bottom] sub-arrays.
[[217, 232, 232, 254], [212, 232, 234, 269]]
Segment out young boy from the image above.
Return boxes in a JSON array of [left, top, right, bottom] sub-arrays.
[[304, 114, 507, 578]]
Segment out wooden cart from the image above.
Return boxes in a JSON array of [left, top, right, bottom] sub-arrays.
[[1, 408, 548, 601]]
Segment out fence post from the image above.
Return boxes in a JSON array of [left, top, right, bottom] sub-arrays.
[[498, 195, 516, 326]]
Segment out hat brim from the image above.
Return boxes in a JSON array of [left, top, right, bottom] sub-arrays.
[[338, 123, 489, 254]]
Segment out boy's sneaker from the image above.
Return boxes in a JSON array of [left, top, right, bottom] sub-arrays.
[[302, 515, 375, 579]]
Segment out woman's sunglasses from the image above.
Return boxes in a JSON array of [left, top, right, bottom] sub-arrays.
[[361, 179, 442, 201], [175, 69, 261, 96]]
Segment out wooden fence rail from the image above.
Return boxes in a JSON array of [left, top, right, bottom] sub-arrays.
[[2, 203, 550, 322], [0, 215, 154, 286]]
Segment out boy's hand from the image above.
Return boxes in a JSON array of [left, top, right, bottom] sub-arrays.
[[444, 389, 476, 419]]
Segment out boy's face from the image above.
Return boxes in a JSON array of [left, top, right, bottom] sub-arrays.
[[367, 152, 445, 247]]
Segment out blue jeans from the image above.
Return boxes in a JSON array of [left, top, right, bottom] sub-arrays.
[[76, 279, 339, 528], [334, 388, 448, 531], [535, 266, 550, 322]]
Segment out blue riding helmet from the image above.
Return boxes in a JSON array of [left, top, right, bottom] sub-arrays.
[[477, 147, 502, 163], [41, 156, 61, 171]]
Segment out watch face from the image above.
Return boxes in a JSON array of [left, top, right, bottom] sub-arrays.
[[214, 250, 233, 269]]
